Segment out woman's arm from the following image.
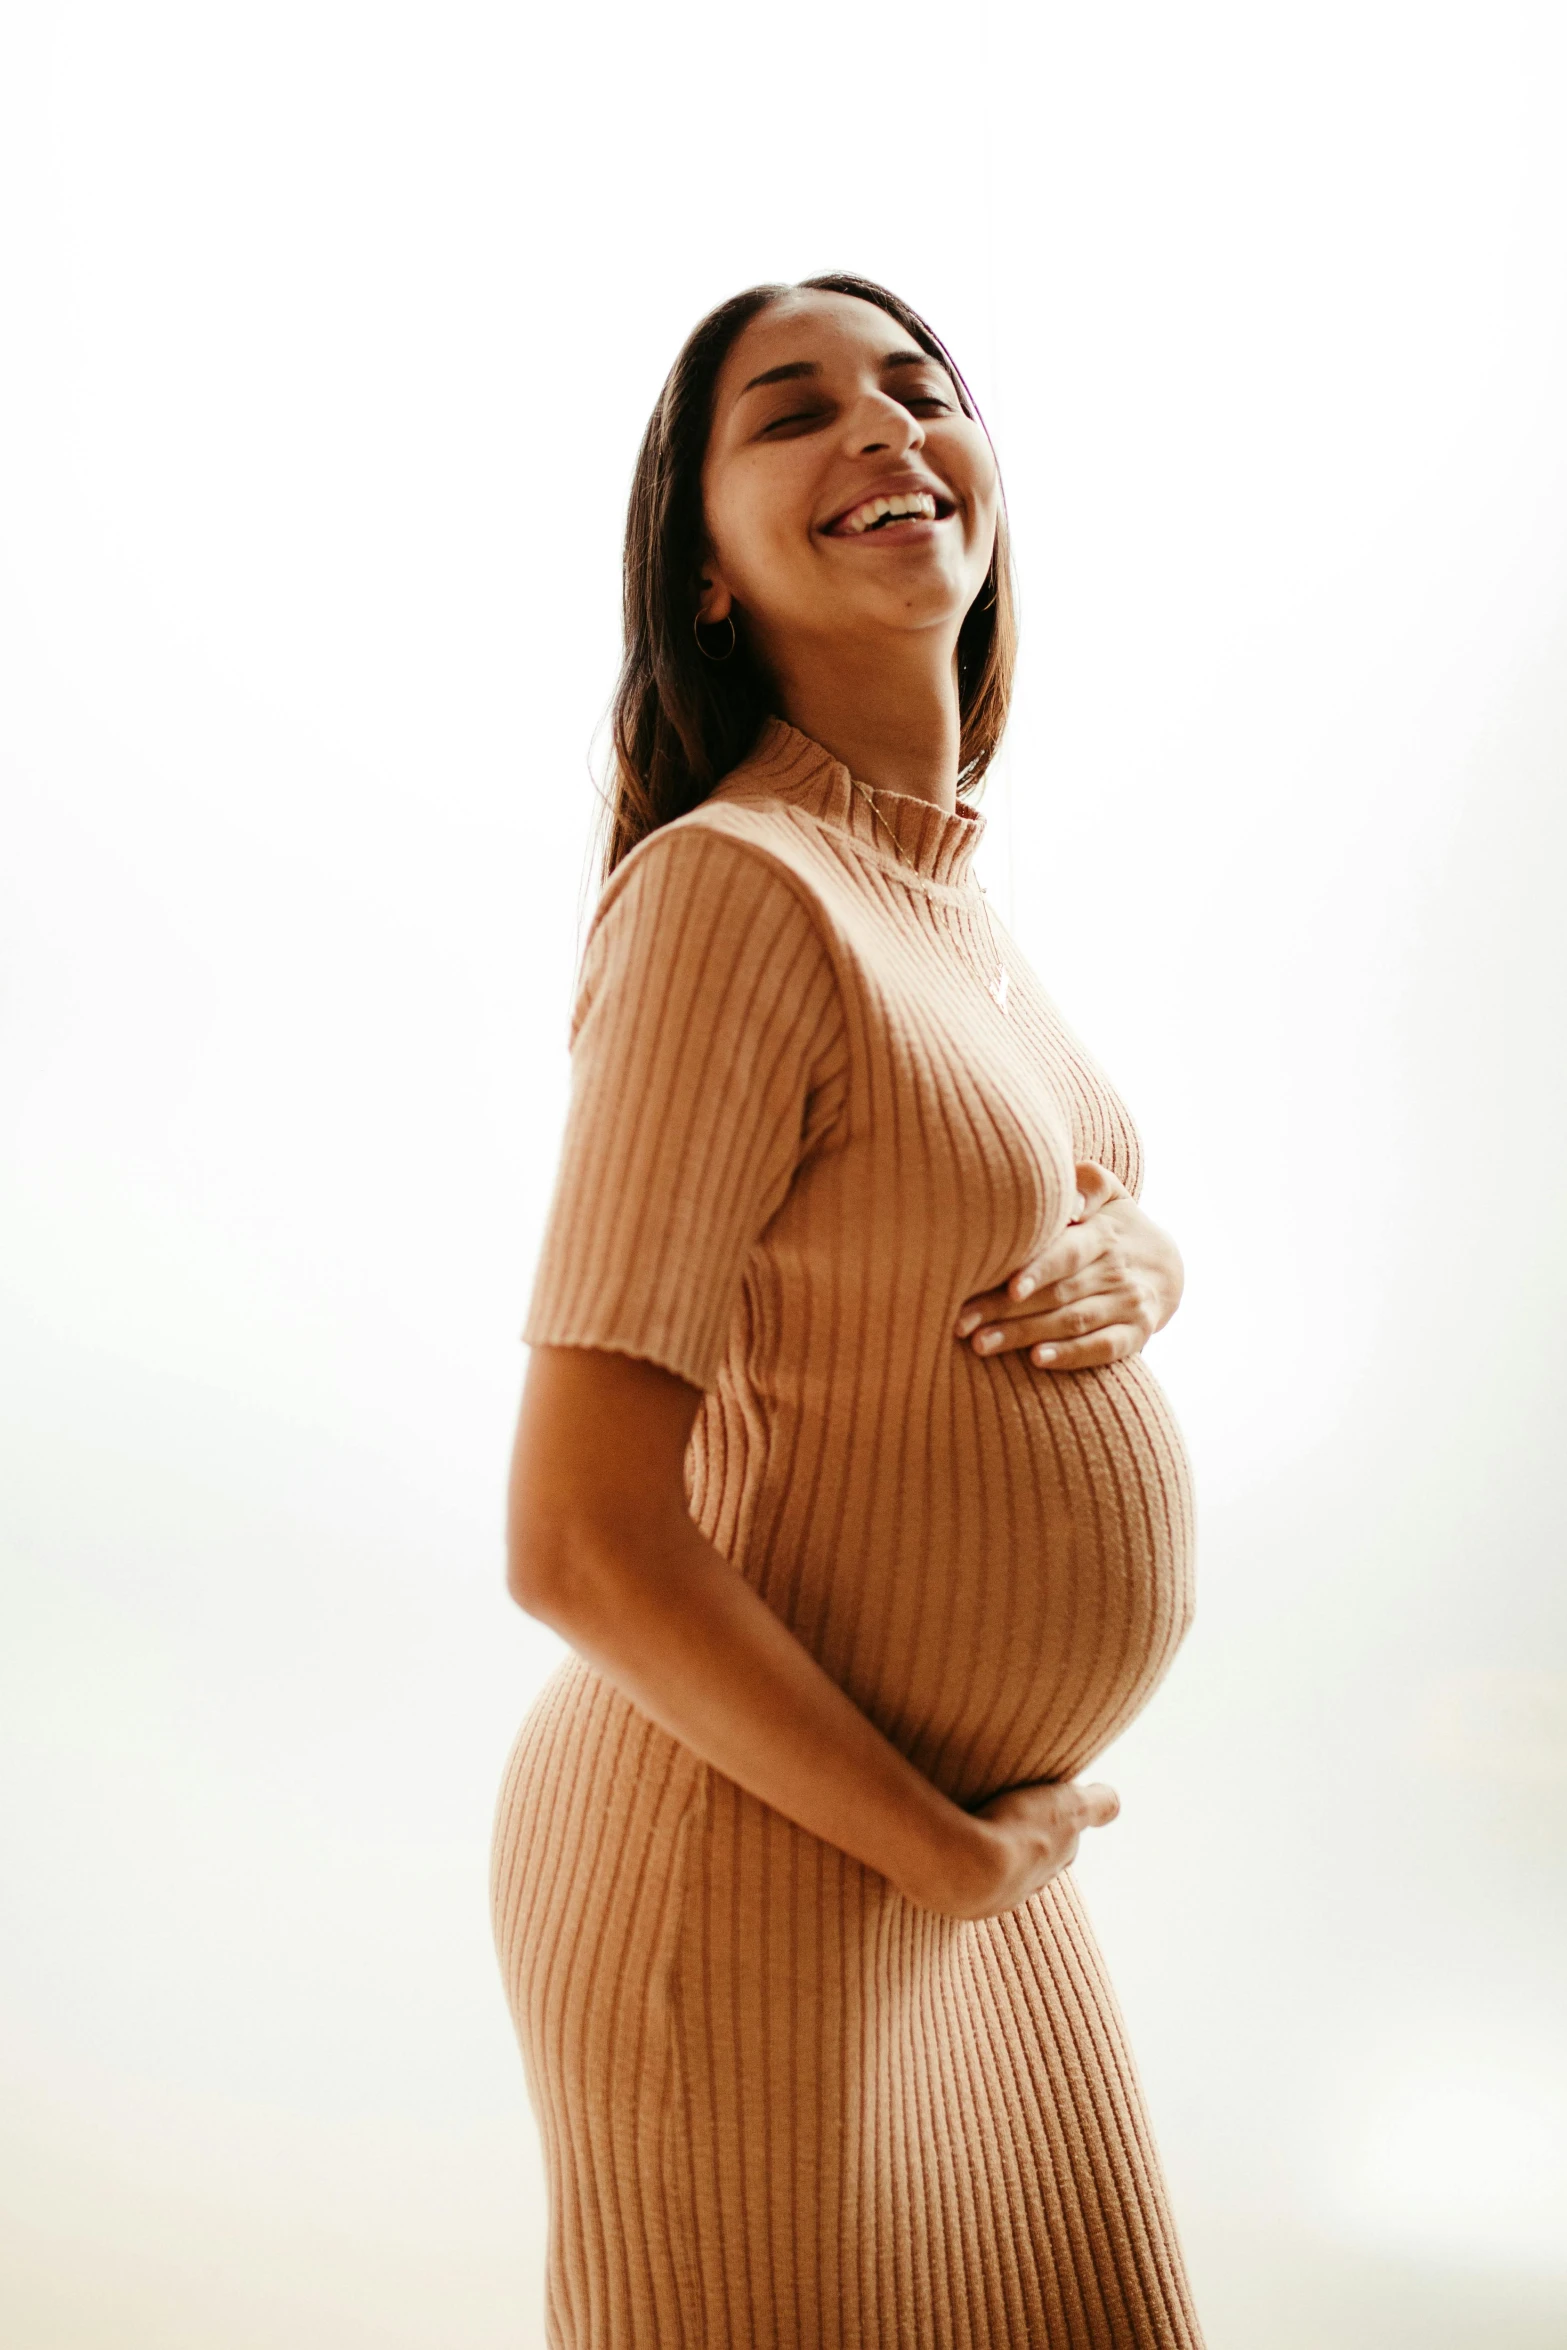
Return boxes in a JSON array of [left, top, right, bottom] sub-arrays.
[[507, 1342, 1117, 1919]]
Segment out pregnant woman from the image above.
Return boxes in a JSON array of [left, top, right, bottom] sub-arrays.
[[492, 273, 1203, 2350]]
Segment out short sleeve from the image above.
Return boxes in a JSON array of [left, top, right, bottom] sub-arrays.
[[522, 824, 846, 1391]]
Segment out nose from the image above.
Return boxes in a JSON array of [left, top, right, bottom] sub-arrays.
[[845, 386, 925, 460]]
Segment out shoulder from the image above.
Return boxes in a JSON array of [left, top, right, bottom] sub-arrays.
[[569, 803, 843, 1047], [586, 796, 835, 964]]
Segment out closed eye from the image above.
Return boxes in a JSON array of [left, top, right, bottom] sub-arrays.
[[760, 406, 831, 436], [761, 391, 955, 439]]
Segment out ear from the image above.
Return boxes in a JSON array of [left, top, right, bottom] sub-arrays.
[[694, 554, 735, 627]]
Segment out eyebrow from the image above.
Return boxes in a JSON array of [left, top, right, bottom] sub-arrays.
[[738, 348, 935, 397]]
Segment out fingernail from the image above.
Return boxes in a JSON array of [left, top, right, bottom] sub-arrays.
[[1032, 1344, 1057, 1365], [975, 1328, 1003, 1353], [1010, 1273, 1035, 1301], [954, 1309, 982, 1338]]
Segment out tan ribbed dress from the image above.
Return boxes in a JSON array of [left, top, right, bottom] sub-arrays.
[[491, 718, 1201, 2349]]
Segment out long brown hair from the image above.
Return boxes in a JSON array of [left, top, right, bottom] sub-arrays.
[[601, 273, 1017, 880]]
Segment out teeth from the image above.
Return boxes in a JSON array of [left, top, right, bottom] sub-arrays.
[[838, 490, 939, 535]]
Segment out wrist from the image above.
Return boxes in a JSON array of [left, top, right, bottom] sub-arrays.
[[899, 1795, 1004, 1913]]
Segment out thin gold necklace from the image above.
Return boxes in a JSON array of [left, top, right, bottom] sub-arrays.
[[847, 773, 1009, 1014]]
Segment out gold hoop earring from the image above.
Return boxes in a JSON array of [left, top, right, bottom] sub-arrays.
[[693, 611, 737, 663]]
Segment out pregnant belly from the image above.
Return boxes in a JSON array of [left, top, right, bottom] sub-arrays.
[[900, 1352, 1195, 1802], [725, 1352, 1197, 1811]]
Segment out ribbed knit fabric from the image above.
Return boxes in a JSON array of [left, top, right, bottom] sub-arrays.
[[492, 718, 1202, 2349]]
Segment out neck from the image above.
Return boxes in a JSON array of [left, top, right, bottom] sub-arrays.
[[765, 632, 961, 814]]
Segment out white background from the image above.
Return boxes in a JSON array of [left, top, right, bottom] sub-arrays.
[[3, 3, 1565, 2344]]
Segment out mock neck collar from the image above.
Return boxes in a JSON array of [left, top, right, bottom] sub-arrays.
[[709, 716, 986, 889]]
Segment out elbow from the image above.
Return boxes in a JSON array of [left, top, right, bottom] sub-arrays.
[[506, 1506, 610, 1627], [506, 1521, 563, 1618], [505, 1483, 566, 1617], [505, 1554, 536, 1615]]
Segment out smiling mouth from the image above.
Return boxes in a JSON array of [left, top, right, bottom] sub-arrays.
[[824, 488, 955, 537]]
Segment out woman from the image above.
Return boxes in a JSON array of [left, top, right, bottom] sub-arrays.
[[492, 273, 1202, 2349]]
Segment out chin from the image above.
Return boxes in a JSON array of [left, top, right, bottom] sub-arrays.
[[860, 577, 975, 632]]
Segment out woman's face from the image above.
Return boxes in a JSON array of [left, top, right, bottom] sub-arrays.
[[699, 290, 1000, 670]]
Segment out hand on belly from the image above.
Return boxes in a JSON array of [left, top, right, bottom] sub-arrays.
[[953, 1160, 1185, 1373]]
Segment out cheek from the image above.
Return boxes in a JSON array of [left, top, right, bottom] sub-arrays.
[[709, 460, 819, 610], [948, 428, 1000, 545]]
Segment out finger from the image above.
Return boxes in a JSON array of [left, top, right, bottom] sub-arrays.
[[967, 1293, 1132, 1356], [954, 1203, 1129, 1336], [1074, 1781, 1120, 1829], [1023, 1291, 1139, 1343], [1019, 1261, 1118, 1314], [954, 1276, 1052, 1338], [1072, 1162, 1128, 1218], [952, 1229, 1103, 1333], [1029, 1324, 1146, 1371], [999, 1176, 1125, 1306], [1016, 1219, 1114, 1298]]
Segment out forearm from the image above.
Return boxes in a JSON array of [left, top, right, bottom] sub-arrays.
[[522, 1502, 992, 1910]]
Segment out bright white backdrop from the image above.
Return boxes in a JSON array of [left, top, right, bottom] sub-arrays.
[[3, 4, 1565, 2345]]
